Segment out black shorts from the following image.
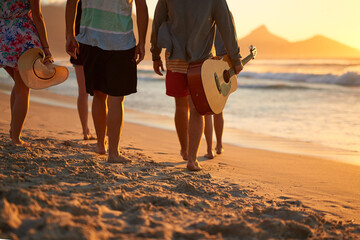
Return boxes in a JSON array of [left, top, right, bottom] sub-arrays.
[[80, 43, 137, 96], [70, 52, 83, 66]]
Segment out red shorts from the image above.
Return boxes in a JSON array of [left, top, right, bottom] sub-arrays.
[[165, 70, 189, 97]]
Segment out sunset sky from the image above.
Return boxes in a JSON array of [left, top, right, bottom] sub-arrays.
[[43, 0, 360, 51]]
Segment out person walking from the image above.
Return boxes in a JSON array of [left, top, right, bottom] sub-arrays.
[[0, 0, 54, 146], [203, 28, 231, 159], [66, 0, 148, 163], [151, 0, 243, 171], [69, 0, 94, 140]]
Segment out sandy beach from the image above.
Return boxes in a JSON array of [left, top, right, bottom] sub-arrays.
[[0, 89, 360, 239]]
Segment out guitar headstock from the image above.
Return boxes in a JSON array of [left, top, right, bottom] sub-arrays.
[[249, 45, 257, 59]]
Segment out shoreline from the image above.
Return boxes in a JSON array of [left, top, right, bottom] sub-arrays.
[[0, 89, 360, 238], [1, 86, 359, 167]]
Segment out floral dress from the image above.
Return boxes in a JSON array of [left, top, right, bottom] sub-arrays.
[[0, 0, 42, 68]]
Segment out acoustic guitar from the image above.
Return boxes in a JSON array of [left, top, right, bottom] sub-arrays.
[[187, 45, 257, 115]]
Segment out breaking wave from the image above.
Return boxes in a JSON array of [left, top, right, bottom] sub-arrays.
[[239, 71, 360, 86]]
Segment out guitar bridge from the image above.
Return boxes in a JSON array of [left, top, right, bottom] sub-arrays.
[[214, 73, 222, 93]]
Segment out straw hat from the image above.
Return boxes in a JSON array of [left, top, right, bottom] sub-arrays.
[[18, 48, 69, 89]]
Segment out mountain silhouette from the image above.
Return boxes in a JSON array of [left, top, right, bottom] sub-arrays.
[[42, 5, 360, 60], [238, 25, 360, 59]]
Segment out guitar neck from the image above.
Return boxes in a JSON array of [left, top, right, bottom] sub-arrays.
[[241, 53, 253, 66], [227, 52, 253, 78]]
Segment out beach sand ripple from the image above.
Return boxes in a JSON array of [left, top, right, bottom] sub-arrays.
[[0, 132, 359, 239]]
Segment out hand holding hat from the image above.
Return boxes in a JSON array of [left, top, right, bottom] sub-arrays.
[[42, 47, 54, 64], [18, 48, 69, 90]]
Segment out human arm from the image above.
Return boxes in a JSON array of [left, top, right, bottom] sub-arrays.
[[234, 63, 243, 74], [150, 0, 168, 75], [215, 29, 243, 74], [65, 0, 79, 59], [214, 30, 226, 57], [213, 1, 243, 74], [29, 0, 53, 63], [134, 0, 148, 64]]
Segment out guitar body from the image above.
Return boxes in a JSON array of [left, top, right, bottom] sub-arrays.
[[187, 57, 237, 115], [187, 46, 257, 115]]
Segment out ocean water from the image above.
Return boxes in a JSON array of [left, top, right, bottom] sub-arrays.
[[1, 58, 360, 164]]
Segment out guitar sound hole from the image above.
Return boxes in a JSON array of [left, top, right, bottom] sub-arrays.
[[223, 70, 230, 83]]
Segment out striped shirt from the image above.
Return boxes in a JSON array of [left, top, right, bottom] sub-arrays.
[[76, 0, 136, 51], [165, 50, 188, 74], [165, 30, 226, 74]]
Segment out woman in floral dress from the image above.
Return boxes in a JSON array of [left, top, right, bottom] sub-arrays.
[[0, 0, 53, 146]]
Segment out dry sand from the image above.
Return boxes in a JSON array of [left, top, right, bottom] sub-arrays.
[[0, 90, 360, 239]]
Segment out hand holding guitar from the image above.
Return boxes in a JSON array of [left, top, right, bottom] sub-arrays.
[[234, 62, 244, 74]]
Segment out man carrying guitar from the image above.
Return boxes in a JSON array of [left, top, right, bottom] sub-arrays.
[[151, 0, 243, 171]]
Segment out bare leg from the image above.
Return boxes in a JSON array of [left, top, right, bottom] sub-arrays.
[[92, 91, 108, 154], [174, 96, 189, 160], [5, 67, 15, 111], [74, 65, 94, 140], [4, 67, 15, 79], [187, 98, 203, 171], [10, 88, 15, 119], [214, 112, 224, 154], [107, 96, 130, 163], [5, 67, 15, 137], [204, 115, 215, 159], [10, 69, 31, 146]]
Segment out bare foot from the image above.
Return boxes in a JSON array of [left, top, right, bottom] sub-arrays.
[[215, 146, 224, 155], [83, 128, 96, 140], [84, 133, 96, 140], [187, 160, 202, 171], [94, 143, 107, 155], [204, 150, 215, 159], [11, 139, 32, 147], [10, 129, 31, 146], [108, 154, 132, 163], [180, 150, 188, 161]]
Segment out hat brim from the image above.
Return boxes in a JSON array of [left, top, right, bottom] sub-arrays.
[[18, 48, 69, 90]]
